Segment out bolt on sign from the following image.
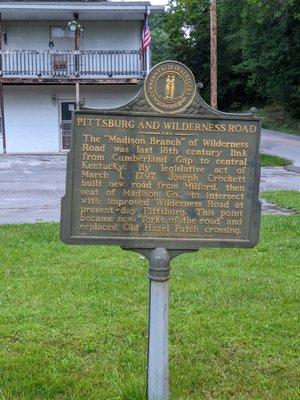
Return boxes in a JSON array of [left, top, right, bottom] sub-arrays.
[[61, 61, 261, 250]]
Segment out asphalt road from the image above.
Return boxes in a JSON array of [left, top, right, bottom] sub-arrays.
[[260, 129, 300, 170], [0, 129, 299, 224]]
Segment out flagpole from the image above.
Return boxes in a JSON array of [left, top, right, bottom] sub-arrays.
[[146, 49, 150, 74], [147, 7, 151, 73], [142, 6, 151, 74]]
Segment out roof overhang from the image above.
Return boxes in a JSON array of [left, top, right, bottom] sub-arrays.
[[0, 2, 165, 21]]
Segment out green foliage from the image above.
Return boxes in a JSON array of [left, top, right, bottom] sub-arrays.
[[150, 14, 173, 65], [236, 0, 300, 116], [151, 0, 300, 114], [258, 104, 300, 135]]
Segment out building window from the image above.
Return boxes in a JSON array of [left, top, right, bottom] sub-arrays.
[[50, 27, 75, 39]]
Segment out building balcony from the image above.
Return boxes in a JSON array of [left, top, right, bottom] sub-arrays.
[[0, 50, 147, 83]]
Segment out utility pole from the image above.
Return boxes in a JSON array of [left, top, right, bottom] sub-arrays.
[[210, 0, 217, 109]]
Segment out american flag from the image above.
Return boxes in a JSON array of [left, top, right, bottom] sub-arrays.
[[141, 10, 151, 51]]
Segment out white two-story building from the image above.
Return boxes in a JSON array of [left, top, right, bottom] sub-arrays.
[[0, 1, 163, 153]]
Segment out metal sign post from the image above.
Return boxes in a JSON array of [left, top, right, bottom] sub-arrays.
[[147, 247, 170, 400]]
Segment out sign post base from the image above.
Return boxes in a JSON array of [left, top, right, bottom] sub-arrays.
[[147, 247, 170, 400]]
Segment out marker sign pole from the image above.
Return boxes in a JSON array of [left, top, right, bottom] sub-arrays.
[[147, 248, 170, 400]]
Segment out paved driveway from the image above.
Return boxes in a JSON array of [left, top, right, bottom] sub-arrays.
[[0, 155, 65, 224], [1, 140, 299, 224]]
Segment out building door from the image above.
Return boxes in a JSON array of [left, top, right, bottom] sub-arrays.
[[60, 101, 76, 150], [50, 26, 80, 75], [50, 26, 75, 50]]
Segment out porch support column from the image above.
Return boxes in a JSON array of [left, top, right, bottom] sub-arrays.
[[74, 12, 80, 109], [0, 13, 6, 153], [0, 12, 2, 74], [75, 82, 80, 110], [74, 13, 80, 53], [0, 84, 6, 154]]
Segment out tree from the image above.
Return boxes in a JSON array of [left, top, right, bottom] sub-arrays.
[[237, 0, 300, 115], [164, 0, 212, 103], [151, 0, 300, 114], [150, 14, 173, 65]]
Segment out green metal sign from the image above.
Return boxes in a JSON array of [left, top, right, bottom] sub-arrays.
[[61, 61, 261, 251]]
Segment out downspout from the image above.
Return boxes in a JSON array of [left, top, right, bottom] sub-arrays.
[[0, 13, 6, 153]]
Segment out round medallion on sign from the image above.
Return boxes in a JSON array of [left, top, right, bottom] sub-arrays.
[[144, 61, 197, 114]]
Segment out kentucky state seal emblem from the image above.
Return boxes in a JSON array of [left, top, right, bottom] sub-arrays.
[[144, 61, 196, 114]]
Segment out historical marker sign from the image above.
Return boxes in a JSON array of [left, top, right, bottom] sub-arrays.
[[61, 61, 261, 250]]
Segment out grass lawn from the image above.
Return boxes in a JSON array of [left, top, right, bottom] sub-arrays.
[[261, 190, 300, 213], [0, 201, 299, 399], [260, 153, 291, 167]]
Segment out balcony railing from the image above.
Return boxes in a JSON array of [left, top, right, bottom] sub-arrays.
[[0, 50, 146, 79]]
